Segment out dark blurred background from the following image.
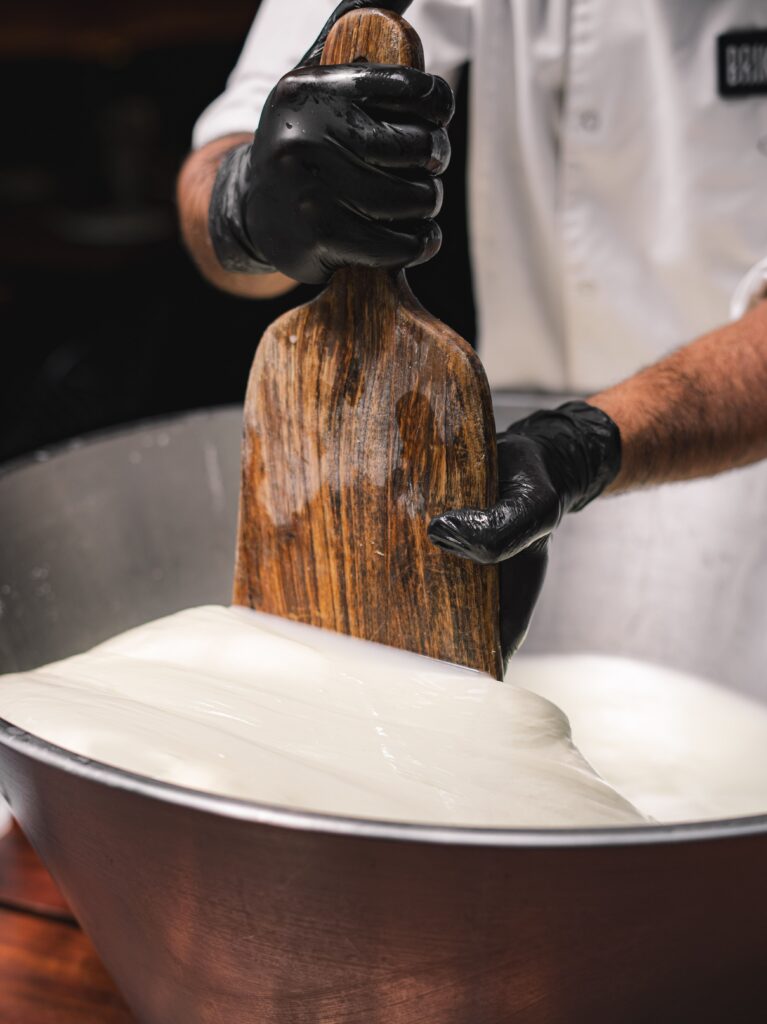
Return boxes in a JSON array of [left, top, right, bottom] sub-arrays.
[[0, 0, 475, 463]]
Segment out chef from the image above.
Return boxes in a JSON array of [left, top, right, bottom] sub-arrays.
[[178, 0, 767, 674]]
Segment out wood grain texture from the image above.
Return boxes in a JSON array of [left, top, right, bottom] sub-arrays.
[[0, 907, 133, 1024], [0, 822, 71, 920], [320, 5, 424, 66], [234, 10, 501, 678]]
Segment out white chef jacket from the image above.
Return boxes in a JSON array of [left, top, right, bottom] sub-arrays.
[[194, 0, 767, 393]]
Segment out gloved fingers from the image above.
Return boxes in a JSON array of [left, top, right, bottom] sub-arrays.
[[406, 220, 444, 266], [341, 115, 451, 175], [300, 1, 415, 67], [319, 206, 442, 273], [355, 67, 455, 126], [427, 497, 554, 565], [499, 538, 550, 669], [326, 145, 443, 220], [284, 65, 454, 128]]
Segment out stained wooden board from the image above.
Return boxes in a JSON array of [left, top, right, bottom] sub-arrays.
[[0, 823, 71, 920], [0, 906, 133, 1024], [0, 823, 133, 1023], [234, 9, 502, 678]]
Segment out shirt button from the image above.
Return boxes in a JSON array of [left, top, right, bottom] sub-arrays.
[[578, 110, 601, 133]]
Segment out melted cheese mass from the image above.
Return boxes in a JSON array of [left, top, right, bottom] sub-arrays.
[[0, 606, 646, 829]]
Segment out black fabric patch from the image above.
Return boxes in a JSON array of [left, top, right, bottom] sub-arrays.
[[718, 30, 767, 97]]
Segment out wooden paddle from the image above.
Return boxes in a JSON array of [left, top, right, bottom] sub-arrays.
[[233, 7, 502, 679]]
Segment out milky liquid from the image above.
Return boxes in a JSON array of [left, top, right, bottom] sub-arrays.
[[0, 606, 646, 829], [515, 654, 767, 823]]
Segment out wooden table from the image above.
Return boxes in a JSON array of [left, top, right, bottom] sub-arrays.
[[0, 822, 134, 1023]]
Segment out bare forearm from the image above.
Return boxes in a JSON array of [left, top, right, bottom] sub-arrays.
[[590, 301, 767, 492], [177, 135, 297, 300]]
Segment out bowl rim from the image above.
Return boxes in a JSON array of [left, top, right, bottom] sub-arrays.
[[3, 717, 767, 850]]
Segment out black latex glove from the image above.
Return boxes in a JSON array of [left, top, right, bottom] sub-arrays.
[[428, 401, 622, 668], [208, 0, 455, 284]]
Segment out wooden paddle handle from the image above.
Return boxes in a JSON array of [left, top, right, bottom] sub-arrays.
[[321, 8, 425, 70]]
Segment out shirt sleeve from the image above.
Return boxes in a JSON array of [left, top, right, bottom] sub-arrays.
[[730, 257, 767, 320], [192, 0, 473, 150]]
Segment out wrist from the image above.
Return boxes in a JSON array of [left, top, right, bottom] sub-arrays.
[[512, 401, 622, 513], [564, 401, 622, 509], [209, 142, 276, 275]]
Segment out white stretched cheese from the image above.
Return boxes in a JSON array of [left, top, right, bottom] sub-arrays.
[[0, 606, 646, 829]]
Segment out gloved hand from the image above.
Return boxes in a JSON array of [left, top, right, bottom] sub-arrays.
[[208, 0, 454, 284], [428, 401, 622, 668]]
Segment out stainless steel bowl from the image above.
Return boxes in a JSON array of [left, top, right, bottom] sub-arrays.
[[1, 406, 766, 1023]]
